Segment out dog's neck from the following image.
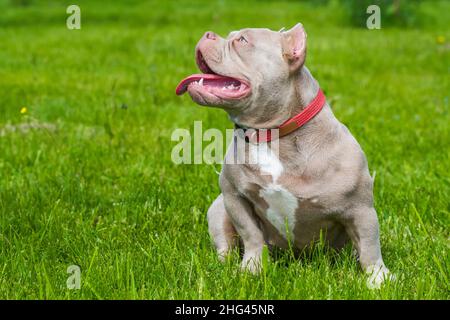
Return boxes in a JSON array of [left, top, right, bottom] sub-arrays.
[[291, 66, 320, 115], [230, 66, 336, 133]]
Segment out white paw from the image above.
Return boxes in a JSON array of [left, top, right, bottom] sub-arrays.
[[366, 265, 395, 289], [241, 253, 262, 274], [217, 248, 230, 263]]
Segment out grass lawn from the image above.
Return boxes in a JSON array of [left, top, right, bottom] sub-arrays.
[[0, 0, 449, 299]]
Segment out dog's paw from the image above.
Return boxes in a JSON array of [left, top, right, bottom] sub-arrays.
[[217, 249, 231, 263], [240, 253, 262, 274], [366, 265, 395, 289]]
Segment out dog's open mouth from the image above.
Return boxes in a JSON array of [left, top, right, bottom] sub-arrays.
[[175, 50, 250, 100]]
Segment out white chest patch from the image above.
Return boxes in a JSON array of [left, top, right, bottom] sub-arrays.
[[249, 143, 298, 239], [249, 143, 283, 181], [259, 184, 298, 239]]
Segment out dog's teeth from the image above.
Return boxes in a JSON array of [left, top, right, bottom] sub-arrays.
[[199, 78, 204, 86]]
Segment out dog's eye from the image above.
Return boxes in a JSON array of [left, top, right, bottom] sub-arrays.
[[238, 36, 248, 43]]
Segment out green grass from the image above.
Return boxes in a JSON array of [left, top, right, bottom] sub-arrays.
[[0, 0, 449, 299]]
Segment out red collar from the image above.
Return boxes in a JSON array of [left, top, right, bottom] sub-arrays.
[[235, 88, 326, 143]]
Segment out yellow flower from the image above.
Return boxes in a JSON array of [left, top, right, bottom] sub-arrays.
[[20, 107, 27, 114], [437, 35, 445, 44]]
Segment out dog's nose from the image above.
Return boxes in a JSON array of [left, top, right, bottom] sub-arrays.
[[205, 31, 217, 40]]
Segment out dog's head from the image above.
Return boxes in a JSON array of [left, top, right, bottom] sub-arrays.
[[176, 24, 307, 126]]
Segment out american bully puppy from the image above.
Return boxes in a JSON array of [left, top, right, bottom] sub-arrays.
[[176, 24, 393, 288]]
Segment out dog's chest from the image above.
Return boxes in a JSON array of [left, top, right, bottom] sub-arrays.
[[241, 144, 299, 239]]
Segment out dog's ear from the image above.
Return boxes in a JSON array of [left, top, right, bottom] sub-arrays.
[[281, 23, 307, 72]]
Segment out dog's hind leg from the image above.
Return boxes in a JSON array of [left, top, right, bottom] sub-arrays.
[[207, 193, 238, 261], [343, 206, 394, 289]]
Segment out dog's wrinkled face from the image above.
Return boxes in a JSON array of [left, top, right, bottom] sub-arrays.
[[176, 23, 307, 113]]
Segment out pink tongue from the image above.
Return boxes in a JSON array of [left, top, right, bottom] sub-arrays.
[[175, 73, 236, 95]]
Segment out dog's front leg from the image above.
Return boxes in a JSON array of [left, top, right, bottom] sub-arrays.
[[221, 177, 265, 274]]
